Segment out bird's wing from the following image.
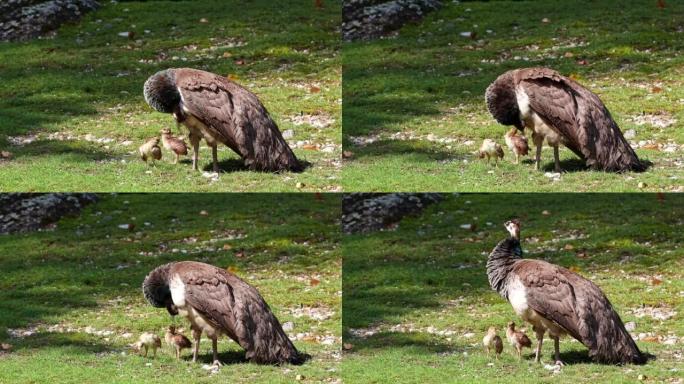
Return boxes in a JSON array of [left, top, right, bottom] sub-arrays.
[[516, 69, 592, 160], [176, 264, 241, 341], [173, 68, 247, 154], [512, 259, 586, 343]]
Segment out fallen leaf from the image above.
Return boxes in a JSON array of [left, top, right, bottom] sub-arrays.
[[343, 343, 353, 350], [651, 277, 663, 286], [310, 278, 320, 286], [569, 266, 581, 273], [222, 52, 232, 58], [642, 144, 658, 150], [642, 336, 659, 343], [563, 52, 574, 58], [199, 210, 209, 216], [199, 18, 209, 23], [227, 266, 239, 274], [227, 74, 239, 81], [222, 244, 232, 250], [563, 244, 574, 251], [309, 86, 321, 93], [302, 144, 319, 150], [651, 86, 663, 93]]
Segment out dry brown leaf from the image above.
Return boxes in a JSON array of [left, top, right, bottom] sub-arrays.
[[302, 144, 319, 150], [651, 86, 663, 93], [342, 151, 354, 159], [222, 244, 232, 250], [563, 244, 574, 251], [650, 277, 663, 286], [642, 144, 659, 150], [309, 86, 321, 93], [343, 343, 353, 350], [310, 278, 320, 287], [642, 336, 659, 342]]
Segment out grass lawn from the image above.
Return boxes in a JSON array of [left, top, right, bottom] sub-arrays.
[[342, 0, 684, 192], [342, 193, 684, 383], [0, 193, 341, 383], [0, 0, 341, 192]]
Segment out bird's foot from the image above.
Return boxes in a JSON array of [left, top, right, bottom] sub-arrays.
[[555, 360, 565, 367]]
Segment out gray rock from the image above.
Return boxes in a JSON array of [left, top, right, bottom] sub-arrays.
[[624, 129, 636, 140], [0, 0, 100, 42], [343, 0, 443, 42], [342, 193, 442, 234], [0, 193, 98, 234]]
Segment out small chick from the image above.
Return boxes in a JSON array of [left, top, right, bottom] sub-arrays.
[[483, 326, 504, 359], [504, 128, 529, 164], [160, 128, 188, 164], [478, 139, 504, 165], [506, 322, 532, 360], [139, 137, 162, 164], [165, 325, 192, 359], [134, 332, 162, 358]]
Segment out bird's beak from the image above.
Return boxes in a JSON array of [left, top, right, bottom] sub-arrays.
[[166, 303, 178, 316]]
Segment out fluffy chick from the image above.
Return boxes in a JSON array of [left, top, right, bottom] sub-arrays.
[[504, 128, 529, 164], [160, 128, 188, 164], [478, 139, 504, 165], [134, 332, 162, 357], [139, 137, 162, 164], [165, 325, 192, 359], [506, 322, 532, 360], [483, 326, 504, 359]]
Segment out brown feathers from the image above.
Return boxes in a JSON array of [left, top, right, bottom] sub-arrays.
[[165, 326, 192, 359], [139, 137, 162, 164], [483, 327, 504, 359], [506, 322, 531, 360], [504, 128, 529, 164], [144, 68, 302, 173], [161, 128, 188, 164], [486, 67, 644, 172]]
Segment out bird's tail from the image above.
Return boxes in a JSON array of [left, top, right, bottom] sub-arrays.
[[244, 106, 303, 173], [233, 284, 303, 365], [587, 302, 645, 365], [589, 108, 645, 172]]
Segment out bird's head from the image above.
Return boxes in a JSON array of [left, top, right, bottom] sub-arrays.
[[142, 263, 176, 314], [504, 219, 520, 239], [144, 69, 181, 114], [507, 321, 515, 330], [485, 72, 524, 131], [161, 127, 171, 136], [487, 326, 497, 334]]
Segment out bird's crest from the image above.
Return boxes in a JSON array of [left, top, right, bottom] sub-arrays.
[[504, 219, 520, 240]]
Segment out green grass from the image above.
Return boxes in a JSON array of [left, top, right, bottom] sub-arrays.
[[342, 194, 684, 383], [342, 0, 684, 192], [0, 0, 341, 192], [0, 193, 341, 383]]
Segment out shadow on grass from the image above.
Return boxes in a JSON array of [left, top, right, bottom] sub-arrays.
[[10, 140, 114, 162], [348, 332, 464, 355], [539, 158, 654, 173], [11, 332, 112, 354], [351, 139, 461, 162]]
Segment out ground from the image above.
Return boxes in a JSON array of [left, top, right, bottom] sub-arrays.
[[343, 0, 684, 192], [342, 193, 684, 383], [0, 0, 341, 192], [0, 194, 341, 383]]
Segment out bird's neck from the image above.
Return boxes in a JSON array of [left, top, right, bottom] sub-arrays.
[[486, 237, 523, 297]]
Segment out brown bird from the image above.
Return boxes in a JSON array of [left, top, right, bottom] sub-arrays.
[[483, 326, 504, 359], [486, 67, 643, 172], [478, 139, 504, 165], [144, 68, 302, 173], [143, 261, 302, 365], [139, 137, 162, 164], [506, 322, 532, 360], [504, 128, 529, 164], [487, 219, 645, 365], [165, 325, 192, 359], [134, 332, 162, 358], [160, 128, 188, 164]]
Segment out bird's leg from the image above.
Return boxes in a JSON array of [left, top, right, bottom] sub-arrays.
[[552, 335, 564, 366], [143, 345, 148, 358], [517, 345, 522, 360], [535, 143, 542, 171], [553, 145, 561, 173], [192, 328, 201, 363], [534, 327, 545, 363], [211, 144, 219, 173], [211, 337, 221, 366], [515, 153, 520, 164], [190, 133, 201, 171], [174, 153, 179, 165]]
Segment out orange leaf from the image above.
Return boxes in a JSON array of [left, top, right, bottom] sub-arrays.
[[651, 86, 663, 93], [309, 86, 321, 93], [227, 266, 239, 274], [642, 336, 659, 342], [650, 277, 663, 286], [309, 278, 320, 286], [302, 144, 319, 150], [569, 266, 581, 273]]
